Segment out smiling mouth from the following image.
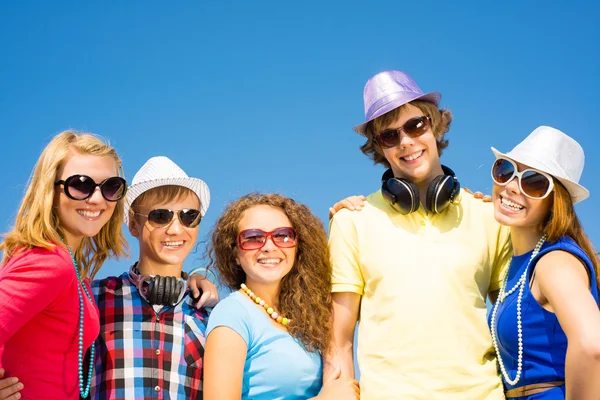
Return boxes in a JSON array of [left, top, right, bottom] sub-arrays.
[[401, 150, 424, 162], [77, 210, 102, 219], [500, 195, 525, 212], [257, 258, 282, 267], [163, 240, 185, 249]]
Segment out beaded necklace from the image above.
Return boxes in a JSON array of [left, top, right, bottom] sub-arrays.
[[490, 235, 546, 386], [65, 244, 95, 398], [240, 283, 290, 326]]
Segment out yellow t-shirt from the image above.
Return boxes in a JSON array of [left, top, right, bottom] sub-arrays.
[[329, 189, 511, 400]]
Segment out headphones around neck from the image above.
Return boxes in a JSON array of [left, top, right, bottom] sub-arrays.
[[381, 165, 461, 215], [136, 267, 190, 307]]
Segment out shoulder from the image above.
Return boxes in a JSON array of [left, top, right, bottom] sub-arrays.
[[211, 292, 250, 318], [93, 272, 127, 291], [330, 189, 389, 226], [535, 248, 590, 288], [3, 246, 74, 278]]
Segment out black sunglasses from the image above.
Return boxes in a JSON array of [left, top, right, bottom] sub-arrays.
[[135, 208, 202, 228], [54, 175, 127, 202], [374, 116, 432, 149]]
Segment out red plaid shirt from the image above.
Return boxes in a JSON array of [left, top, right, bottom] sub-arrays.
[[90, 269, 207, 399]]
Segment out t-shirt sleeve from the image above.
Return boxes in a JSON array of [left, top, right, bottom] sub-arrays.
[[328, 210, 364, 295], [489, 223, 512, 292], [0, 249, 75, 345], [206, 296, 252, 346]]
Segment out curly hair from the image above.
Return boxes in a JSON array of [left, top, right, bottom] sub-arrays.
[[360, 100, 453, 168], [208, 193, 332, 354]]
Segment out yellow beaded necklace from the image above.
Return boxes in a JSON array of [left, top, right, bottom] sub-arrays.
[[240, 283, 290, 326]]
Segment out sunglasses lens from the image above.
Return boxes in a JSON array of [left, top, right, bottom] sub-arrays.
[[492, 159, 515, 184], [521, 171, 551, 198], [65, 175, 95, 200], [179, 209, 202, 228], [238, 230, 267, 250], [271, 227, 297, 248], [101, 177, 126, 201], [376, 130, 400, 148], [403, 116, 430, 138], [147, 209, 174, 227]]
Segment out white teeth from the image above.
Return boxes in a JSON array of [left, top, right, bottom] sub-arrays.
[[78, 210, 101, 218], [258, 259, 281, 265], [163, 241, 184, 248], [501, 197, 524, 211], [402, 150, 423, 161]]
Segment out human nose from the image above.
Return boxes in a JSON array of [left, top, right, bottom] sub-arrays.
[[398, 130, 415, 148], [165, 214, 184, 235], [86, 187, 104, 204], [260, 235, 278, 251], [505, 175, 521, 194]]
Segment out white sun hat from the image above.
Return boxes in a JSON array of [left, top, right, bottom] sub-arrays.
[[124, 156, 210, 225], [491, 126, 589, 204]]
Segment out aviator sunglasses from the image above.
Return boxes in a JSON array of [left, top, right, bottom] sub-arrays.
[[135, 208, 202, 229], [236, 227, 298, 251], [374, 116, 432, 149], [54, 175, 127, 202], [491, 157, 554, 199]]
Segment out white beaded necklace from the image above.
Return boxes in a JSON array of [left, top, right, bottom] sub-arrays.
[[490, 235, 546, 386]]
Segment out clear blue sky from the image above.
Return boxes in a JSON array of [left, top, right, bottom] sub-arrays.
[[1, 1, 599, 281]]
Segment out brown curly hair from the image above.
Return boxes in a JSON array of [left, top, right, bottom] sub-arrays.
[[208, 193, 332, 354], [360, 100, 453, 168]]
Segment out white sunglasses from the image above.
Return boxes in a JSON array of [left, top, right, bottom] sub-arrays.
[[491, 157, 554, 199]]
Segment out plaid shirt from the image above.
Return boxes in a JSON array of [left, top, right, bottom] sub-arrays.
[[90, 268, 208, 399]]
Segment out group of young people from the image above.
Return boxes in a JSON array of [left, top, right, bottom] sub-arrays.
[[0, 70, 598, 400]]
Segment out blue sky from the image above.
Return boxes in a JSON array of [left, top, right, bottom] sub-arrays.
[[1, 1, 599, 281]]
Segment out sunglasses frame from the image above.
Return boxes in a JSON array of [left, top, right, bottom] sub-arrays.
[[135, 208, 202, 229], [54, 175, 127, 202], [236, 227, 298, 251], [491, 157, 555, 200], [374, 116, 432, 149]]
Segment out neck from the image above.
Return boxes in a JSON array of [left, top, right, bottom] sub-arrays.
[[136, 255, 183, 277], [510, 226, 546, 256], [415, 165, 445, 213], [243, 278, 281, 308], [63, 231, 83, 252]]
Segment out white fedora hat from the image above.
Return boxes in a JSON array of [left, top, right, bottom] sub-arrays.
[[124, 156, 210, 225], [491, 126, 589, 204]]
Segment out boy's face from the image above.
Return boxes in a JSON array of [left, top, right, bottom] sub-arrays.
[[379, 103, 442, 185], [131, 191, 201, 270]]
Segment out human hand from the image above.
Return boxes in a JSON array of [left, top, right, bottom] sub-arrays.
[[328, 195, 367, 219], [464, 187, 492, 203], [0, 369, 22, 400], [316, 365, 360, 399], [188, 274, 219, 309]]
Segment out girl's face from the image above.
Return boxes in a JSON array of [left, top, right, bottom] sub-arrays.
[[54, 153, 120, 249], [235, 205, 297, 287]]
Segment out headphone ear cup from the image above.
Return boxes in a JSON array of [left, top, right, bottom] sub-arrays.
[[169, 277, 180, 306], [156, 276, 166, 306], [382, 176, 420, 215], [147, 278, 158, 305], [426, 174, 455, 214]]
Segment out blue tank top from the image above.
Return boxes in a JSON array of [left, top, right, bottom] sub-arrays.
[[490, 236, 599, 399]]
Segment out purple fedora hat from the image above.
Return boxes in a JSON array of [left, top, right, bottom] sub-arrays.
[[353, 70, 441, 136]]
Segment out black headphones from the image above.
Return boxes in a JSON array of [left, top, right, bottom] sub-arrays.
[[137, 270, 189, 307], [381, 165, 461, 215]]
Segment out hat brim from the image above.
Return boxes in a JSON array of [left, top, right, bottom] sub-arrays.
[[491, 147, 589, 204], [353, 91, 441, 136], [123, 177, 211, 225]]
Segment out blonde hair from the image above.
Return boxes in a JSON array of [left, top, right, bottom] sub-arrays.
[[0, 130, 128, 279]]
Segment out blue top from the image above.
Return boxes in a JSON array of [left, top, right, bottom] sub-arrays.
[[490, 236, 599, 398], [206, 291, 322, 400]]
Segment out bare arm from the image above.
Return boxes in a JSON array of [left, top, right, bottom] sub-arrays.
[[203, 327, 247, 400], [323, 292, 361, 381], [187, 273, 220, 308], [534, 251, 600, 399]]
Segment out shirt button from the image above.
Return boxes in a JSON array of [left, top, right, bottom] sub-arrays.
[[155, 349, 161, 355], [154, 385, 160, 392]]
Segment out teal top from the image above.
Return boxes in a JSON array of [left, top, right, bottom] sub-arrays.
[[206, 291, 322, 400]]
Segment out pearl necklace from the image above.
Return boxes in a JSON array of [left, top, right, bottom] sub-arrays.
[[240, 283, 290, 326], [490, 235, 546, 386], [65, 245, 95, 398]]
